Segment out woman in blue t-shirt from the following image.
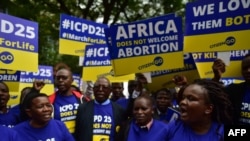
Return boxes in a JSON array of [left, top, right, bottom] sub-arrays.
[[13, 92, 74, 141], [0, 81, 20, 127], [117, 94, 169, 141], [166, 79, 232, 141]]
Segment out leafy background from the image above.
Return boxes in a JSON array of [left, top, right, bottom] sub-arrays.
[[1, 0, 192, 74]]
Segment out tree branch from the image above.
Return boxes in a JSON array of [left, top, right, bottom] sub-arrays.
[[82, 0, 94, 18], [122, 9, 130, 23], [56, 0, 71, 15], [111, 0, 129, 25], [102, 0, 116, 24]]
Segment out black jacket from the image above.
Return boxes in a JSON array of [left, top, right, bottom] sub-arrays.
[[225, 82, 249, 124], [74, 100, 125, 141]]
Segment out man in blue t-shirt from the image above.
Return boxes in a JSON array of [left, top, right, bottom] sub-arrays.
[[49, 68, 89, 134], [212, 53, 250, 125], [0, 82, 19, 128], [110, 82, 128, 109]]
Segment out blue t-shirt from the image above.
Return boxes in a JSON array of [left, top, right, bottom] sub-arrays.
[[53, 93, 79, 133], [167, 120, 224, 141], [239, 87, 250, 124], [0, 125, 20, 141], [93, 100, 115, 141], [10, 105, 21, 115], [0, 108, 20, 128], [13, 119, 74, 141], [127, 119, 168, 141], [115, 97, 128, 109]]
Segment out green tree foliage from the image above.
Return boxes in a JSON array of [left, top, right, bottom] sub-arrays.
[[2, 0, 185, 74]]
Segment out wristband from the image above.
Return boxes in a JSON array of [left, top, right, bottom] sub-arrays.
[[132, 90, 140, 99]]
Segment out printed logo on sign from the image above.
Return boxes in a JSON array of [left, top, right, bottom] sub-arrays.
[[210, 36, 236, 48], [10, 95, 18, 99], [138, 56, 163, 70], [0, 51, 14, 64], [109, 69, 114, 76], [226, 37, 236, 46]]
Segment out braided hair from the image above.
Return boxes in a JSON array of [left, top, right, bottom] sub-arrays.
[[177, 79, 232, 140], [178, 79, 233, 124]]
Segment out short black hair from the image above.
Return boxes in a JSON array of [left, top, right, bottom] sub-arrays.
[[24, 92, 48, 109], [95, 76, 111, 87], [0, 81, 9, 92], [19, 91, 47, 121], [111, 82, 124, 88], [134, 94, 154, 108], [20, 87, 32, 104], [154, 88, 173, 99]]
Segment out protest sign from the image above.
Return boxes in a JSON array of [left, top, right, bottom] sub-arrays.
[[148, 53, 200, 92], [0, 13, 38, 71], [59, 14, 108, 56], [184, 0, 250, 52], [82, 44, 134, 82], [193, 50, 250, 78], [107, 14, 184, 76]]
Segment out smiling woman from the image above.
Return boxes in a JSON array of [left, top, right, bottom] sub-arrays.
[[13, 92, 75, 141]]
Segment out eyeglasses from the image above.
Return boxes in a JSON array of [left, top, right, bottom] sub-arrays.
[[93, 85, 110, 91]]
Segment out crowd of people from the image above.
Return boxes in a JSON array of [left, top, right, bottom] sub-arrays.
[[0, 53, 250, 141]]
